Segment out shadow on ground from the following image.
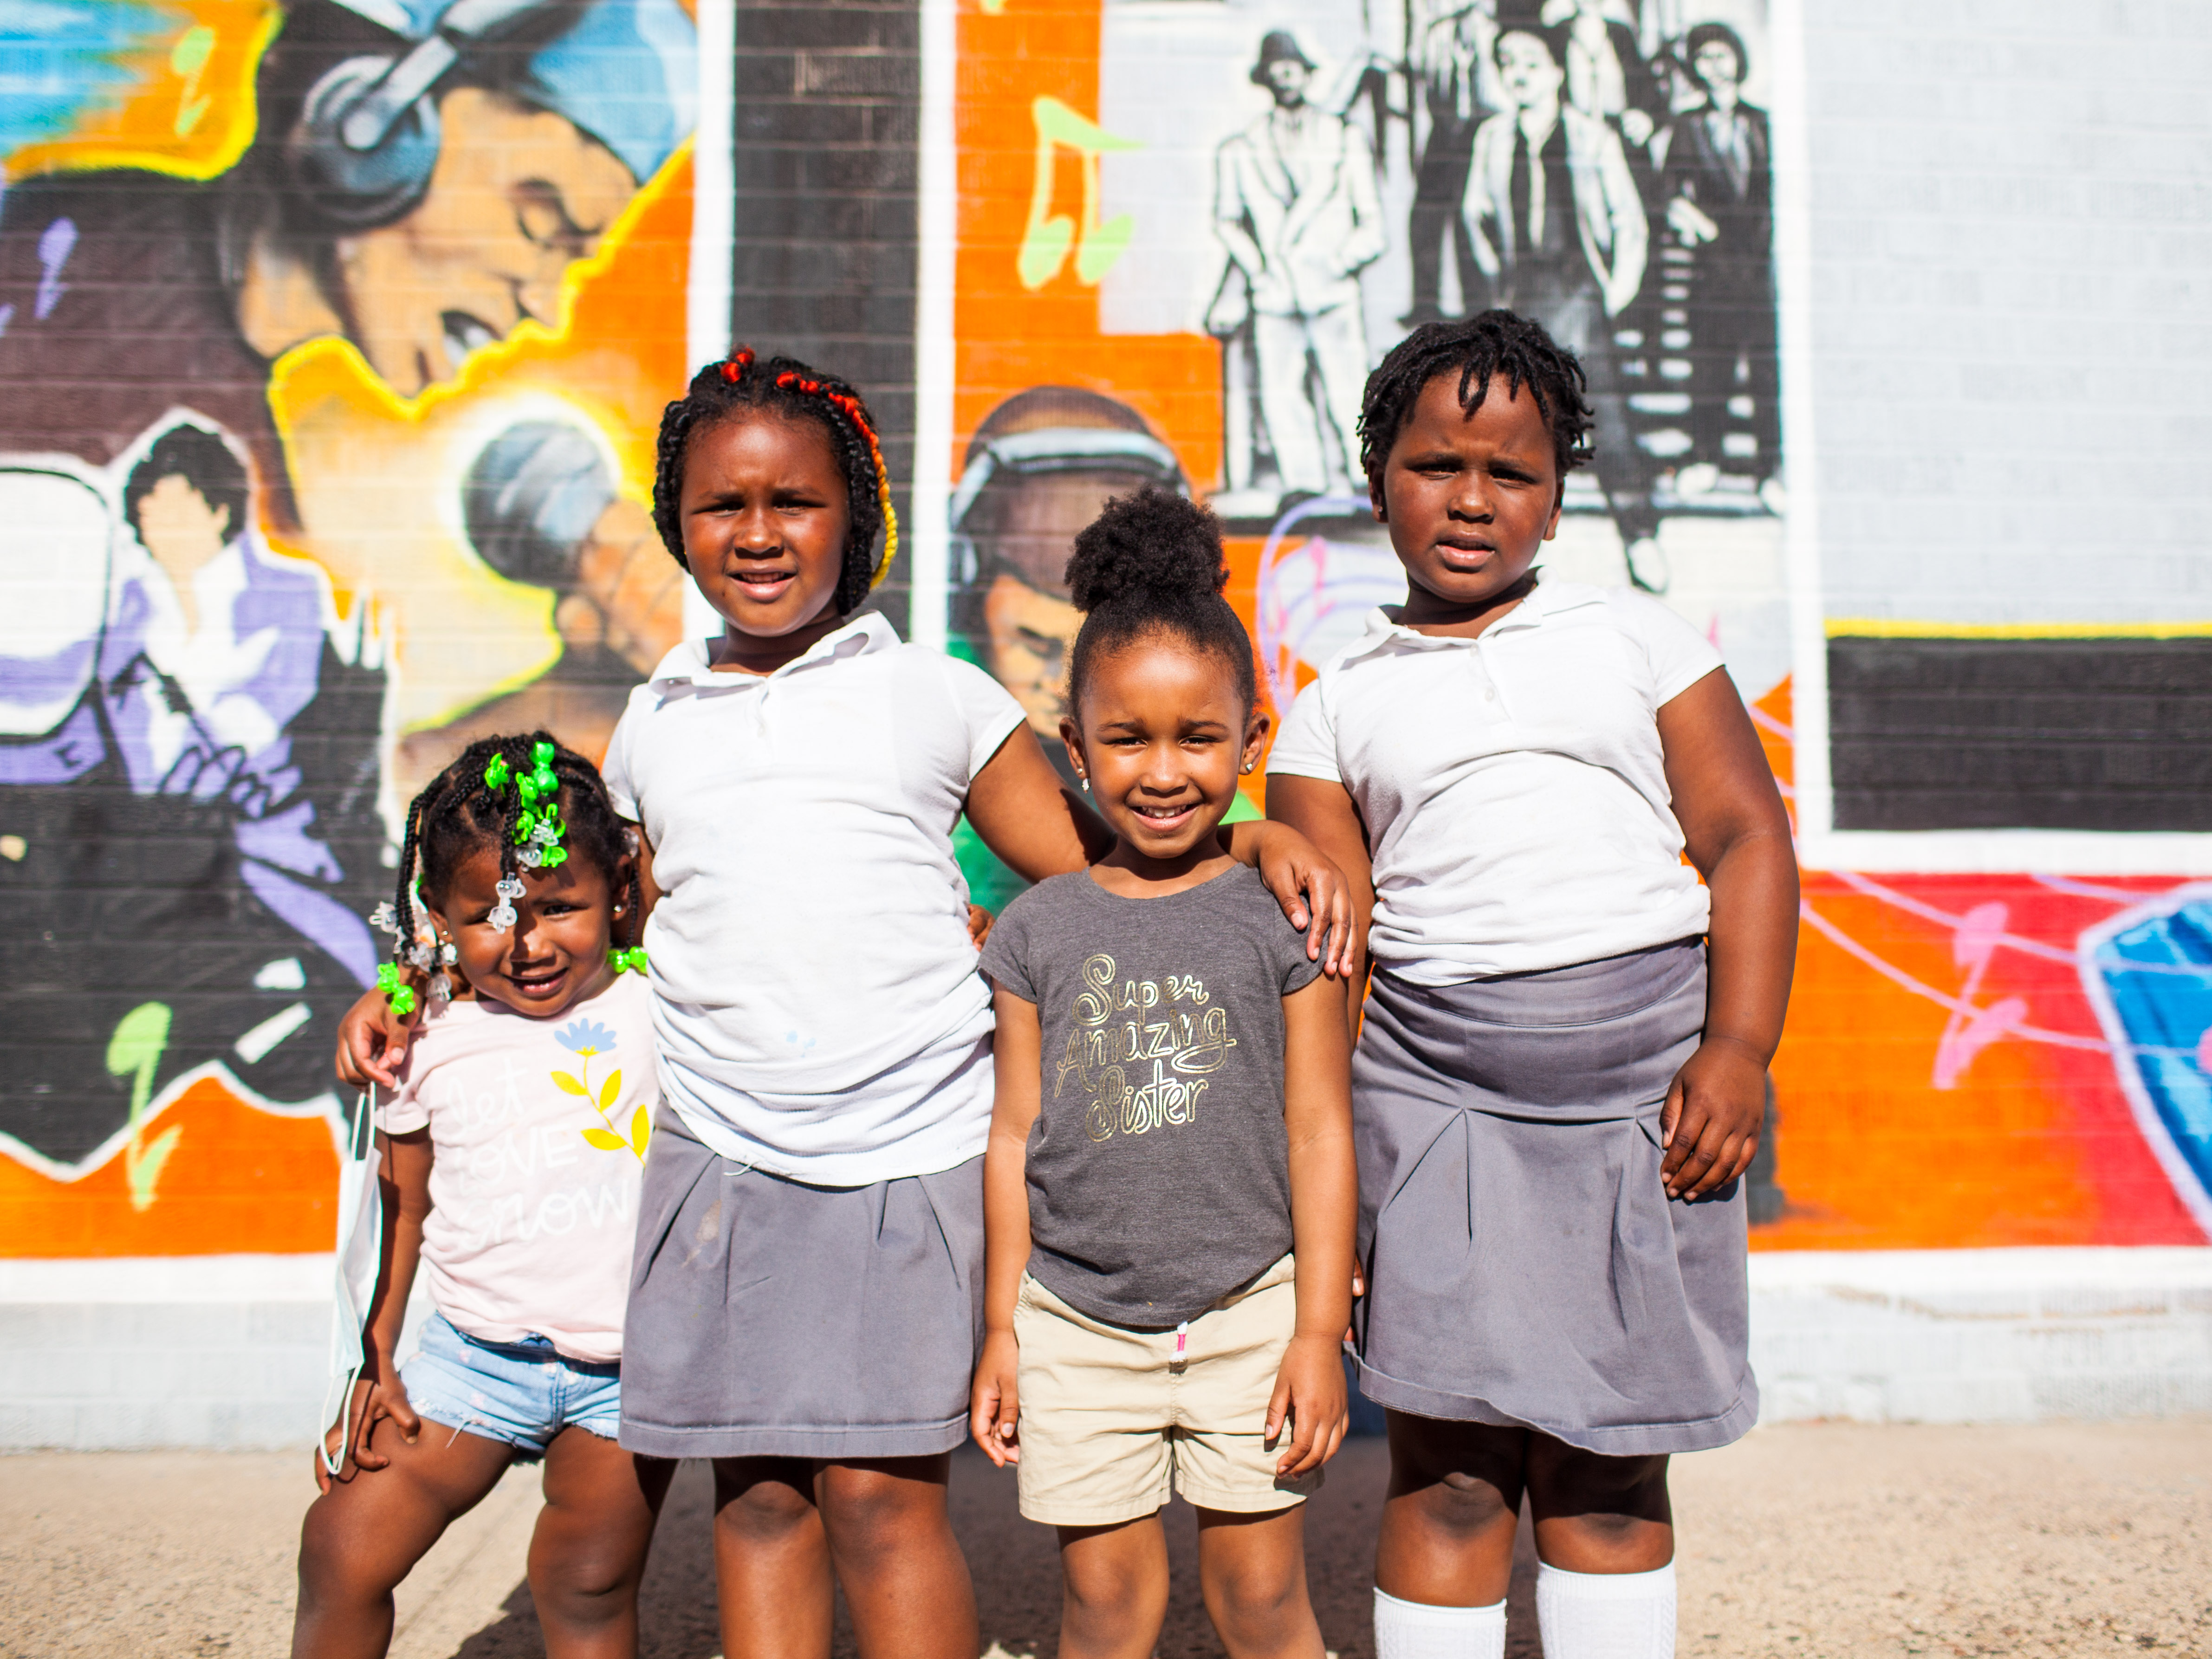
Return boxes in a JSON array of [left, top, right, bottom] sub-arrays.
[[445, 1439, 1543, 1659]]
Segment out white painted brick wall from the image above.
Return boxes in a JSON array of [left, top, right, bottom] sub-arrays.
[[1, 1251, 2205, 1449], [1797, 0, 2212, 624], [0, 1257, 428, 1452], [1749, 1248, 2212, 1425]]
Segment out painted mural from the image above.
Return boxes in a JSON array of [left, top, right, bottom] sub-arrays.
[[0, 0, 696, 1250], [939, 0, 2209, 1253], [0, 0, 2205, 1260]]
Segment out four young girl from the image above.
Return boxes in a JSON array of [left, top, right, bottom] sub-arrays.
[[312, 313, 1793, 1659]]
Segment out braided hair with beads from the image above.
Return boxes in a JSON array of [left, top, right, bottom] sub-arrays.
[[1357, 310, 1596, 488], [650, 348, 897, 617], [379, 733, 644, 1011]]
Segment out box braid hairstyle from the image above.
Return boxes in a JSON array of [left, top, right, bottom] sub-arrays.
[[1064, 487, 1258, 722], [1357, 310, 1596, 491], [389, 732, 641, 966], [650, 348, 897, 617]]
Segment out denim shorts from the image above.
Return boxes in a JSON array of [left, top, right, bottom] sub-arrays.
[[400, 1312, 623, 1460]]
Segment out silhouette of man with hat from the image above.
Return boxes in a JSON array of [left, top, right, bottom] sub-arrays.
[[1212, 30, 1385, 498]]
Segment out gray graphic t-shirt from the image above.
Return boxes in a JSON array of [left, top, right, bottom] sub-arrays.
[[980, 863, 1323, 1328]]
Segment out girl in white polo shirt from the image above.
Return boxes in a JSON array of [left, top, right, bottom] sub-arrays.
[[1270, 312, 1798, 1659], [343, 350, 1350, 1659]]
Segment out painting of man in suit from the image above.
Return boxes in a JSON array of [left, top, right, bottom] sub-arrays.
[[1212, 30, 1388, 499], [1404, 0, 1499, 325], [1463, 5, 1662, 586], [1659, 20, 1781, 503]]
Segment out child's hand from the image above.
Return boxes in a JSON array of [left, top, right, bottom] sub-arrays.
[[313, 1367, 422, 1491], [1660, 1036, 1767, 1201], [966, 904, 995, 952], [335, 985, 421, 1090], [1265, 1333, 1349, 1478], [1251, 826, 1361, 979], [968, 1329, 1021, 1468]]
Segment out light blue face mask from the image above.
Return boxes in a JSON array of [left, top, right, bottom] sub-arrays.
[[320, 1089, 384, 1478]]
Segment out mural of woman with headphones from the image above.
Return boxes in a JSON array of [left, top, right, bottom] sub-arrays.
[[0, 0, 695, 1177]]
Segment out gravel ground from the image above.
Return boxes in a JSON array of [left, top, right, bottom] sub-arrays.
[[2, 1422, 2206, 1658]]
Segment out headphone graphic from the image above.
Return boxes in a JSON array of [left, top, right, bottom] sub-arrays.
[[947, 427, 1187, 589], [286, 0, 558, 227]]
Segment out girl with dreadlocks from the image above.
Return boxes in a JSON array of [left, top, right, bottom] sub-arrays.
[[341, 350, 1353, 1659], [1269, 312, 1798, 1659], [294, 733, 666, 1659]]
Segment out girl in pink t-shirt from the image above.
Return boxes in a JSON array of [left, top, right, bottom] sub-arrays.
[[292, 733, 669, 1659]]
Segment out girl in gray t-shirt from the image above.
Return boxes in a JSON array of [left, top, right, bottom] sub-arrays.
[[970, 488, 1356, 1658]]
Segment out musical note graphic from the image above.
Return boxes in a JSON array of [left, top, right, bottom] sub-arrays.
[[170, 25, 216, 138], [107, 1002, 180, 1212], [1932, 902, 2027, 1089], [1018, 97, 1142, 291]]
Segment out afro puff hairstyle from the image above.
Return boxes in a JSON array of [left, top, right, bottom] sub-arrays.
[[1063, 487, 1258, 720]]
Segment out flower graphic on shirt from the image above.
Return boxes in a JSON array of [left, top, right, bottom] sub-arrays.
[[551, 1023, 649, 1160], [556, 1019, 616, 1056]]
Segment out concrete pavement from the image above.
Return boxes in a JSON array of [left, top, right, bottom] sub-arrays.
[[3, 1423, 2207, 1657]]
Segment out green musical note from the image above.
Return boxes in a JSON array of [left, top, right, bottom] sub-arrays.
[[107, 1003, 178, 1212], [1018, 97, 1142, 291], [170, 26, 216, 138]]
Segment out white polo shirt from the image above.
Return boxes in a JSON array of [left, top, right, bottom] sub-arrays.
[[601, 614, 1026, 1185], [1267, 580, 1725, 983]]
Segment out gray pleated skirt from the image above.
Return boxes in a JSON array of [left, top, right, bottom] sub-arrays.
[[617, 1108, 984, 1461], [1351, 940, 1758, 1456]]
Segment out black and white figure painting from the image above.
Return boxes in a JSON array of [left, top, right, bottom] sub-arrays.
[[1097, 0, 1789, 702]]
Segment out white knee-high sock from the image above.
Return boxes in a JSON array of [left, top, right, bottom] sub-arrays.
[[1534, 1562, 1676, 1659], [1373, 1588, 1507, 1659]]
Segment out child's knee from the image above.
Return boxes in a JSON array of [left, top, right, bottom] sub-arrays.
[[712, 1478, 818, 1557], [531, 1553, 637, 1629], [295, 1503, 399, 1606], [1199, 1552, 1310, 1644], [1529, 1446, 1670, 1523], [1416, 1469, 1518, 1541], [818, 1463, 947, 1561]]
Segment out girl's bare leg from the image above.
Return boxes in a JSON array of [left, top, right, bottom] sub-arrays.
[[292, 1419, 515, 1659], [817, 1455, 979, 1659], [1195, 1504, 1326, 1659], [1372, 1414, 1528, 1607], [1056, 1515, 1171, 1659], [526, 1429, 675, 1658], [711, 1457, 834, 1659], [1525, 1439, 1672, 1572]]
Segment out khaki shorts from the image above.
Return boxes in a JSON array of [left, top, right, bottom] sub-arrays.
[[1012, 1255, 1322, 1526]]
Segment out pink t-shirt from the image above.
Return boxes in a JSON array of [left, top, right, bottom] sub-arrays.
[[379, 972, 655, 1363]]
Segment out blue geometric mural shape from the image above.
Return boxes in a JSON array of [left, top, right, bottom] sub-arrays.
[[2090, 898, 2212, 1218]]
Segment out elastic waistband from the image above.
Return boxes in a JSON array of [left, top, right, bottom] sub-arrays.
[[1375, 939, 1704, 1031]]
